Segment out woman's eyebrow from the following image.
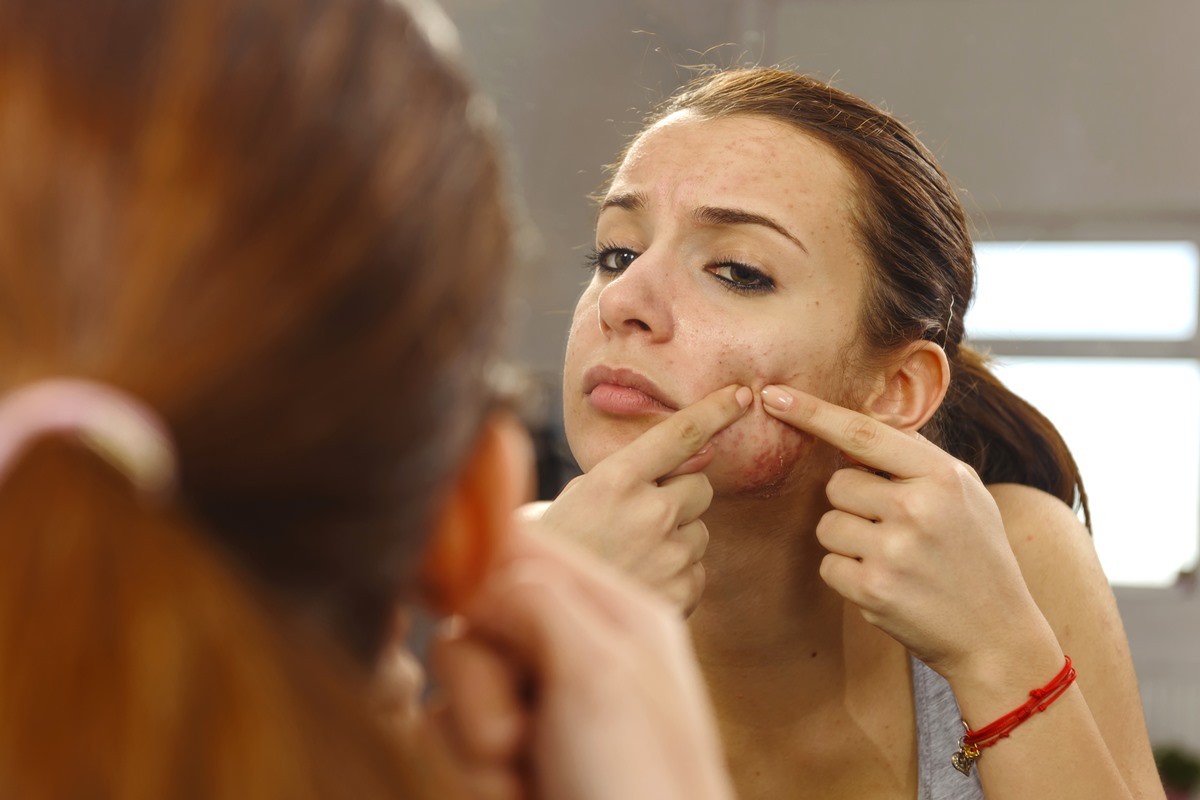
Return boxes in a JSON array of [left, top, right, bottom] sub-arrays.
[[599, 192, 808, 255], [693, 205, 809, 254], [599, 191, 647, 212]]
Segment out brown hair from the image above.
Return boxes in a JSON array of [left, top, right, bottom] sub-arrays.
[[641, 67, 1089, 526], [0, 0, 510, 794]]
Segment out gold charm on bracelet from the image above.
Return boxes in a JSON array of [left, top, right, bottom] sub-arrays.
[[951, 742, 980, 776]]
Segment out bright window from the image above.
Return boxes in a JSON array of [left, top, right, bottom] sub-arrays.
[[970, 241, 1198, 341], [966, 241, 1200, 587]]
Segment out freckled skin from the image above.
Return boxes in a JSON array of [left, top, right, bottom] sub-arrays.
[[563, 111, 879, 498]]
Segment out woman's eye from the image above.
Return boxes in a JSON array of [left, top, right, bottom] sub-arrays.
[[587, 247, 638, 274], [711, 262, 774, 292]]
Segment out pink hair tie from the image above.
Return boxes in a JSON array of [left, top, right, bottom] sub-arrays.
[[0, 379, 177, 497]]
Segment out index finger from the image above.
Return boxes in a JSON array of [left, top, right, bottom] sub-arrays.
[[759, 384, 942, 479], [604, 384, 753, 483]]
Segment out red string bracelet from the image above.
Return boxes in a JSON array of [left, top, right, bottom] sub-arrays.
[[951, 655, 1076, 776]]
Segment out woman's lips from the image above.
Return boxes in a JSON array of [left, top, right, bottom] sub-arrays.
[[588, 382, 674, 415], [583, 366, 677, 416]]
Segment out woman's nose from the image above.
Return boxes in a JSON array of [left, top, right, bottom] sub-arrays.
[[595, 256, 675, 342]]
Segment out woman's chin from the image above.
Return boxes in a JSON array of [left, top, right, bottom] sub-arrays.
[[564, 429, 643, 474]]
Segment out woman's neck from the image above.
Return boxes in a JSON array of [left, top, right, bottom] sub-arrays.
[[688, 490, 918, 800], [689, 492, 844, 713], [689, 489, 908, 719], [692, 487, 832, 634]]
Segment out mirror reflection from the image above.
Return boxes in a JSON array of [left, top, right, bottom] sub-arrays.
[[444, 0, 1200, 795]]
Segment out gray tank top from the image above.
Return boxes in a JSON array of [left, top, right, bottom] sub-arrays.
[[911, 658, 986, 799]]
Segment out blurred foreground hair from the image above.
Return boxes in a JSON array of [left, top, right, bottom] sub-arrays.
[[0, 0, 512, 795]]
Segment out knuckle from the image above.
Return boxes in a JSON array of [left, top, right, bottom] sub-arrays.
[[670, 415, 708, 452], [664, 539, 692, 570], [890, 486, 935, 529], [929, 458, 977, 493], [879, 529, 915, 564], [647, 497, 679, 533], [818, 552, 840, 585], [662, 563, 705, 618], [675, 520, 709, 560], [891, 486, 922, 519], [926, 458, 960, 485], [826, 468, 852, 497], [662, 578, 692, 616], [843, 416, 881, 451], [950, 459, 981, 487], [813, 511, 839, 548], [691, 520, 710, 557]]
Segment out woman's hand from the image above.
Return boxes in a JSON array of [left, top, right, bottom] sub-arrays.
[[759, 383, 1059, 683], [522, 384, 752, 615], [760, 384, 1166, 799], [428, 526, 737, 800]]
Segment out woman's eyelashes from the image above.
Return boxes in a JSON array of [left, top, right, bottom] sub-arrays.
[[584, 244, 638, 275], [584, 245, 776, 295], [708, 261, 775, 294]]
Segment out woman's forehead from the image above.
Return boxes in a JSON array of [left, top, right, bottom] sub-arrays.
[[615, 112, 848, 188], [605, 112, 859, 242]]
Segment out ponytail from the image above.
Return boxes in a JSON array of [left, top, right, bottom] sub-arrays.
[[933, 345, 1091, 530], [0, 439, 453, 799]]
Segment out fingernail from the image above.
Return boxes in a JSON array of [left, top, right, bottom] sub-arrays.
[[735, 386, 753, 409], [761, 385, 793, 410]]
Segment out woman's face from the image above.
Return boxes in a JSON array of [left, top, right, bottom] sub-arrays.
[[562, 111, 876, 495]]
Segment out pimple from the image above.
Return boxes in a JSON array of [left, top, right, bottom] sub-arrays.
[[711, 414, 815, 497], [735, 433, 807, 495]]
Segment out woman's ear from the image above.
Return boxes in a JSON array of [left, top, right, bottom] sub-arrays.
[[419, 413, 534, 615], [865, 341, 950, 433]]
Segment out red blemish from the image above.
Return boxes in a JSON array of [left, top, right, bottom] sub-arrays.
[[707, 410, 816, 497]]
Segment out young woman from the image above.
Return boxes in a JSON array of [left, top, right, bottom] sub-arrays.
[[536, 67, 1163, 799], [0, 0, 738, 797]]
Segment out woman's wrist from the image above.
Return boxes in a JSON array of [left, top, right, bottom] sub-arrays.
[[942, 619, 1066, 728]]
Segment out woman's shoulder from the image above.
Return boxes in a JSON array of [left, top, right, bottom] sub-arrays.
[[983, 482, 1107, 639], [985, 481, 1081, 516], [985, 481, 1089, 549], [983, 481, 1120, 671]]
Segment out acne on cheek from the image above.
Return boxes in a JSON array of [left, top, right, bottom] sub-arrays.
[[707, 412, 815, 495]]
